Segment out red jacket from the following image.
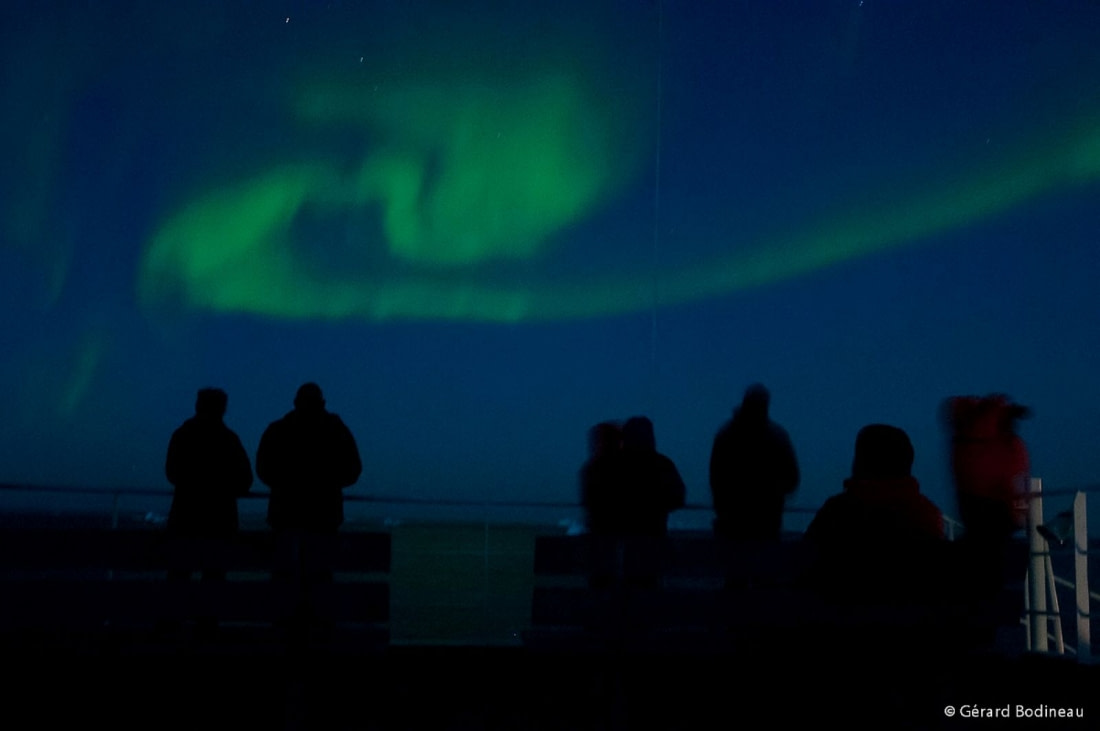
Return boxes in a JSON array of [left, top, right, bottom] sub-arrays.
[[947, 395, 1030, 529]]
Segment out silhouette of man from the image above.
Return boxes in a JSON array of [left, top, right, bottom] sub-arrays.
[[256, 383, 362, 591], [165, 387, 254, 581], [709, 383, 800, 541]]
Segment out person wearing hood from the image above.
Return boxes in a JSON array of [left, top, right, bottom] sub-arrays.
[[804, 424, 944, 603], [709, 383, 800, 541]]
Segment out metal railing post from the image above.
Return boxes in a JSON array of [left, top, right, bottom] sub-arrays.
[[1045, 551, 1065, 654], [1074, 491, 1091, 663], [1027, 477, 1048, 652]]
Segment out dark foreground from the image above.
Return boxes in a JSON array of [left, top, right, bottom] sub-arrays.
[[6, 638, 1097, 731]]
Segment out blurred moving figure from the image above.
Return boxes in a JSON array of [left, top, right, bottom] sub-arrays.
[[944, 394, 1031, 545], [943, 394, 1032, 612], [709, 383, 800, 541], [165, 387, 254, 579]]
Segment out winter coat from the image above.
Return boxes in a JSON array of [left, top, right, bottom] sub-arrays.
[[166, 416, 253, 536], [256, 408, 362, 533]]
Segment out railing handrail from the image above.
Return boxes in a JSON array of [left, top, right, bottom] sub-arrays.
[[0, 481, 822, 514]]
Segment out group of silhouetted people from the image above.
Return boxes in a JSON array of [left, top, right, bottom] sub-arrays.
[[166, 382, 361, 542], [164, 382, 361, 635], [165, 377, 1032, 648], [579, 383, 1033, 648]]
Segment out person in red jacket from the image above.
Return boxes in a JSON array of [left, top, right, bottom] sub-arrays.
[[944, 394, 1031, 542], [944, 394, 1031, 603]]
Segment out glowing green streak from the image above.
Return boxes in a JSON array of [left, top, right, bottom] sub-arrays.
[[302, 74, 629, 266], [141, 69, 643, 317], [59, 330, 106, 417], [141, 113, 1100, 323], [140, 165, 333, 312], [652, 123, 1100, 311]]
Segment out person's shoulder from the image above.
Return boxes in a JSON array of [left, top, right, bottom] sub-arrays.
[[260, 412, 292, 437], [655, 452, 679, 469], [768, 420, 793, 440], [811, 492, 853, 526], [806, 493, 847, 539], [220, 422, 246, 442], [324, 411, 355, 431], [713, 418, 734, 438], [817, 491, 848, 510], [171, 417, 200, 438], [913, 492, 944, 520]]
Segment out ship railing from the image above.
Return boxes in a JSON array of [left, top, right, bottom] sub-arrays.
[[1021, 479, 1100, 663]]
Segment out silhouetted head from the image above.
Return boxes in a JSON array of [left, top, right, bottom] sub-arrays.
[[944, 393, 1030, 439], [588, 421, 622, 459], [294, 382, 326, 413], [194, 388, 227, 420], [737, 382, 770, 420], [621, 416, 656, 452], [850, 424, 914, 481]]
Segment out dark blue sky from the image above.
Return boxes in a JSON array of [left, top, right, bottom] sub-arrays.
[[1, 0, 1099, 527]]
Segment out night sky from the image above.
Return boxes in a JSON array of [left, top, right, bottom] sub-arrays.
[[2, 0, 1099, 528]]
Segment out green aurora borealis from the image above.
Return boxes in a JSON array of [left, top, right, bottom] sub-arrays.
[[139, 98, 1100, 323]]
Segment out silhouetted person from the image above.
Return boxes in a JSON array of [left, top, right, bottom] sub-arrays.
[[944, 394, 1031, 641], [709, 383, 800, 541], [256, 383, 361, 630], [165, 387, 253, 581], [803, 425, 952, 723], [804, 424, 945, 605], [257, 383, 362, 535], [164, 387, 253, 638], [945, 395, 1030, 569], [580, 416, 685, 588], [593, 416, 685, 538], [579, 420, 622, 535]]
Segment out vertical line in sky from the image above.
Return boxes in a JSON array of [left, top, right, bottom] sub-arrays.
[[649, 0, 664, 416]]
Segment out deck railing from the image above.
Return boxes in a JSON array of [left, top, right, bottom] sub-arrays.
[[1023, 479, 1100, 663], [2, 479, 1097, 660]]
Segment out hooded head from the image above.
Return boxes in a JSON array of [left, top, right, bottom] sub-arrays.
[[736, 382, 770, 422], [587, 421, 621, 459], [294, 382, 326, 413], [850, 424, 914, 481], [621, 416, 656, 452], [195, 387, 228, 420]]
